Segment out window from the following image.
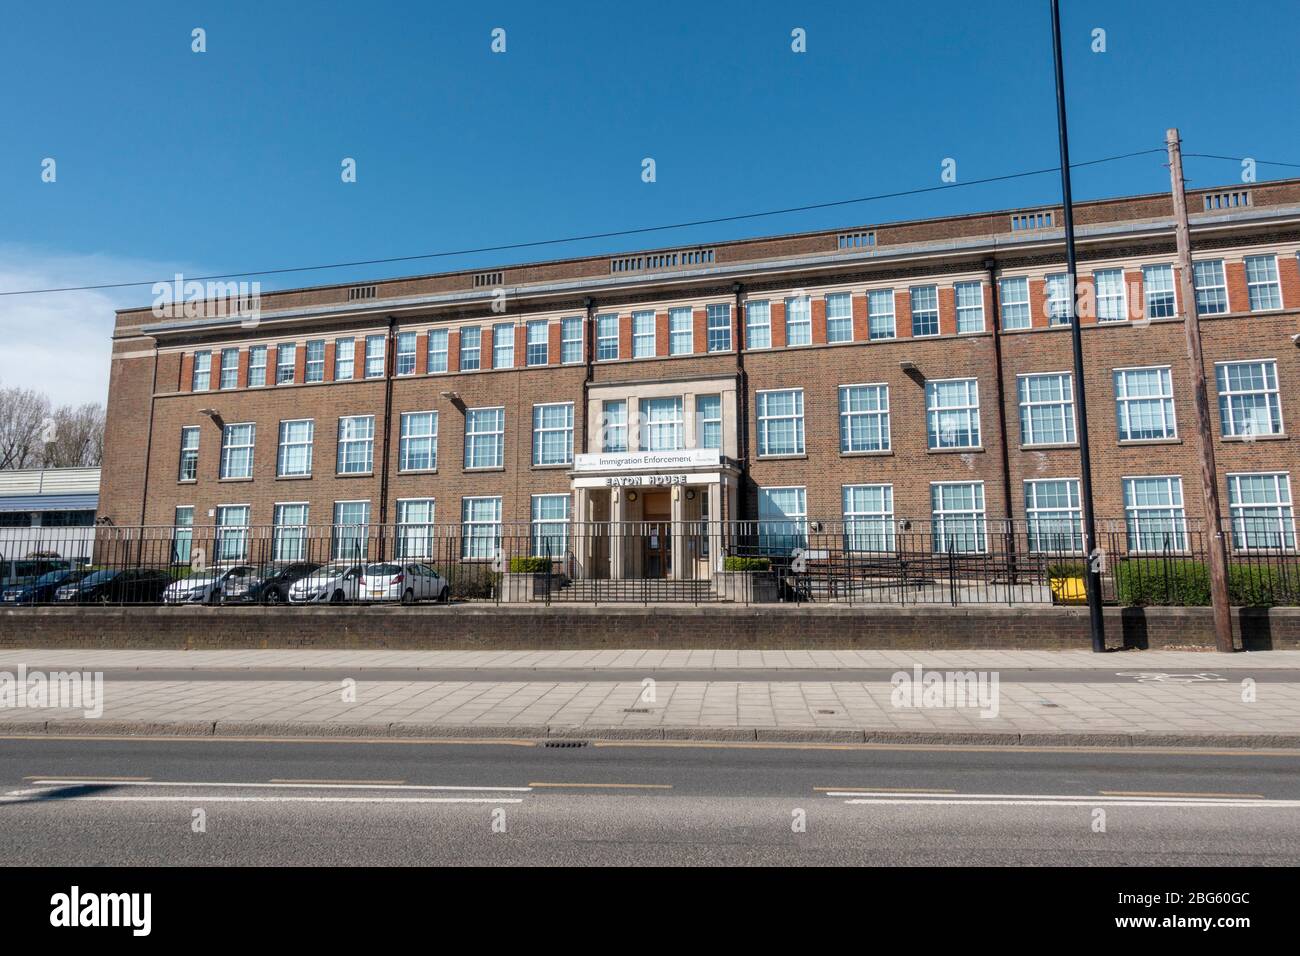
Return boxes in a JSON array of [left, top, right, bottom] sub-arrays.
[[304, 340, 325, 382], [1216, 360, 1283, 438], [867, 289, 896, 340], [462, 496, 502, 559], [999, 277, 1030, 330], [1142, 264, 1176, 319], [219, 423, 255, 479], [172, 506, 194, 564], [696, 394, 722, 450], [1094, 269, 1127, 323], [1025, 478, 1082, 552], [1114, 367, 1176, 441], [643, 397, 684, 451], [756, 389, 805, 457], [1193, 260, 1228, 315], [334, 338, 355, 381], [248, 345, 268, 387], [219, 348, 239, 389], [399, 411, 438, 472], [192, 351, 211, 391], [910, 285, 939, 337], [1123, 476, 1187, 552], [531, 494, 570, 557], [926, 379, 980, 449], [821, 293, 851, 343], [465, 407, 505, 469], [757, 487, 807, 552], [276, 343, 296, 384], [459, 326, 481, 371], [178, 426, 200, 481], [364, 334, 385, 378], [839, 384, 890, 453], [492, 323, 514, 369], [276, 419, 314, 477], [427, 328, 449, 373], [707, 303, 732, 352], [1228, 473, 1295, 551], [560, 317, 583, 364], [596, 314, 619, 361], [272, 503, 309, 561], [216, 505, 250, 561], [396, 499, 436, 559], [931, 482, 986, 553], [1245, 254, 1282, 311], [843, 484, 894, 552], [332, 501, 370, 561], [533, 402, 574, 466], [395, 331, 417, 375], [632, 311, 656, 358], [1018, 373, 1076, 446], [784, 296, 811, 346], [669, 307, 693, 355], [745, 300, 771, 349], [336, 415, 375, 474], [954, 282, 984, 333], [1044, 273, 1071, 326], [602, 400, 628, 453], [526, 320, 548, 366]]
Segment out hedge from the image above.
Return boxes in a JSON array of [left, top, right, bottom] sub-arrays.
[[1115, 558, 1294, 607], [507, 556, 553, 574], [723, 557, 771, 572]]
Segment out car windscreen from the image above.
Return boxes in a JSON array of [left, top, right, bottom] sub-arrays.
[[366, 564, 402, 576], [79, 570, 116, 586]]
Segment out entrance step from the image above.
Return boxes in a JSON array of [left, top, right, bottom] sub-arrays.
[[536, 578, 721, 603]]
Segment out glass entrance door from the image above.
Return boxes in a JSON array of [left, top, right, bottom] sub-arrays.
[[641, 491, 672, 578]]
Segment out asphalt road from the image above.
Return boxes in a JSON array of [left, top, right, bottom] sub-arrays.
[[2, 735, 1299, 865]]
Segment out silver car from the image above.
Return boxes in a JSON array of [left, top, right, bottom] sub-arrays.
[[162, 565, 254, 605], [358, 562, 449, 604], [289, 563, 365, 604]]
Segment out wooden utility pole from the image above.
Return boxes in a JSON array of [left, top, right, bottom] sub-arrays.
[[1166, 127, 1234, 653]]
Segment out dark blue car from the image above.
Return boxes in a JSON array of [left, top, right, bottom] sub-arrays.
[[2, 568, 88, 605]]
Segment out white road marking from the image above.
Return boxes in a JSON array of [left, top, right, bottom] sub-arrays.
[[829, 791, 1300, 809], [13, 796, 524, 805], [27, 779, 531, 793]]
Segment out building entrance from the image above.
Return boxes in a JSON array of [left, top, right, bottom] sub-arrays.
[[640, 491, 672, 578]]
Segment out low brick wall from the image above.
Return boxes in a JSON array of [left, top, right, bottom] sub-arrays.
[[1, 604, 1296, 650]]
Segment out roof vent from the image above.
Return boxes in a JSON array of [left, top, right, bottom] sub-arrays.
[[1202, 190, 1252, 211], [837, 231, 876, 250], [473, 271, 504, 288], [610, 248, 714, 274], [1011, 211, 1055, 232], [348, 285, 377, 301]]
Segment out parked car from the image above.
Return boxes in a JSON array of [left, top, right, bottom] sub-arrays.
[[289, 563, 365, 604], [2, 568, 89, 605], [162, 565, 256, 605], [0, 557, 74, 589], [221, 562, 322, 605], [358, 562, 449, 604], [54, 568, 174, 604]]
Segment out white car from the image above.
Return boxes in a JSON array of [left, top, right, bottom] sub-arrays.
[[163, 565, 254, 605], [289, 564, 365, 604], [358, 562, 449, 604]]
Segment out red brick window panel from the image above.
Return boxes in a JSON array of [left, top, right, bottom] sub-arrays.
[[415, 333, 429, 375], [894, 290, 912, 339], [851, 293, 869, 341], [1173, 266, 1185, 315], [353, 340, 366, 380], [770, 300, 787, 348], [210, 349, 225, 389], [548, 319, 562, 365], [938, 286, 956, 336], [619, 314, 633, 360], [1077, 275, 1098, 325], [294, 343, 307, 383], [180, 353, 194, 392], [654, 312, 669, 356], [236, 348, 250, 388], [514, 324, 528, 369], [1028, 279, 1050, 328], [1125, 270, 1144, 322], [1278, 253, 1300, 307], [1225, 261, 1249, 313], [692, 308, 708, 353], [810, 297, 827, 345], [447, 330, 461, 374], [267, 345, 279, 384], [323, 341, 337, 383]]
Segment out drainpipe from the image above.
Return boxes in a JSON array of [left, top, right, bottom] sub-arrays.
[[581, 296, 594, 454], [732, 282, 748, 521], [985, 258, 1018, 577], [132, 343, 161, 568], [377, 315, 397, 559]]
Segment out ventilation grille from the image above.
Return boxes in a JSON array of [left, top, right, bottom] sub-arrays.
[[543, 739, 589, 748], [837, 231, 876, 250], [610, 248, 715, 274], [348, 285, 377, 301], [1203, 190, 1252, 211], [473, 271, 504, 288], [1011, 211, 1055, 231]]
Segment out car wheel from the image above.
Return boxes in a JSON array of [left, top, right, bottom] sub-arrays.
[[400, 588, 415, 605], [96, 593, 111, 605], [262, 589, 283, 606], [438, 585, 450, 605], [330, 589, 344, 604]]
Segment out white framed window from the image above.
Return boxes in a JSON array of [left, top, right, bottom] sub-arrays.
[[1018, 372, 1076, 446], [1114, 366, 1176, 441], [632, 311, 656, 358], [215, 505, 250, 561], [1123, 476, 1187, 552], [560, 316, 583, 364], [926, 378, 981, 449], [192, 351, 211, 391], [706, 303, 732, 351], [336, 415, 375, 474], [334, 338, 354, 381], [248, 345, 268, 387], [1024, 478, 1082, 552], [825, 293, 853, 343], [526, 320, 548, 366], [462, 496, 502, 559], [172, 506, 194, 564], [602, 400, 628, 452], [1142, 264, 1177, 319], [1245, 254, 1282, 311], [459, 326, 482, 371], [931, 481, 986, 554], [305, 340, 325, 382], [1045, 273, 1072, 326], [272, 503, 309, 561], [276, 343, 296, 384], [999, 277, 1030, 330], [843, 484, 894, 552], [276, 419, 314, 477], [745, 300, 771, 349], [219, 423, 255, 479], [1193, 260, 1228, 315], [955, 281, 985, 333], [596, 314, 619, 361], [396, 499, 436, 559], [533, 402, 574, 466], [784, 295, 811, 346], [395, 331, 417, 375], [1094, 269, 1127, 323], [757, 486, 807, 552], [364, 334, 385, 378], [838, 384, 890, 453], [867, 288, 896, 340], [427, 328, 449, 373], [399, 411, 438, 472], [178, 426, 200, 481], [1216, 360, 1283, 438], [465, 407, 505, 469], [1228, 473, 1295, 551], [332, 500, 370, 561], [531, 494, 570, 557], [756, 388, 805, 457], [492, 323, 514, 369], [910, 285, 939, 337], [696, 394, 722, 450], [643, 396, 684, 451], [669, 307, 693, 355], [219, 348, 239, 389]]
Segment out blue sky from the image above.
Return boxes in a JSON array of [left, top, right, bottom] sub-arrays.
[[2, 0, 1298, 404]]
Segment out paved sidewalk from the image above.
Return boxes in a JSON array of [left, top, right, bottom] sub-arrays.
[[2, 648, 1298, 746]]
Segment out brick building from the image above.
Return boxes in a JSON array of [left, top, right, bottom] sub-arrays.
[[99, 179, 1300, 581]]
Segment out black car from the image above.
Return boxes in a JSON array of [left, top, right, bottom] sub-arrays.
[[2, 568, 89, 605], [54, 568, 175, 604], [220, 562, 322, 605]]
